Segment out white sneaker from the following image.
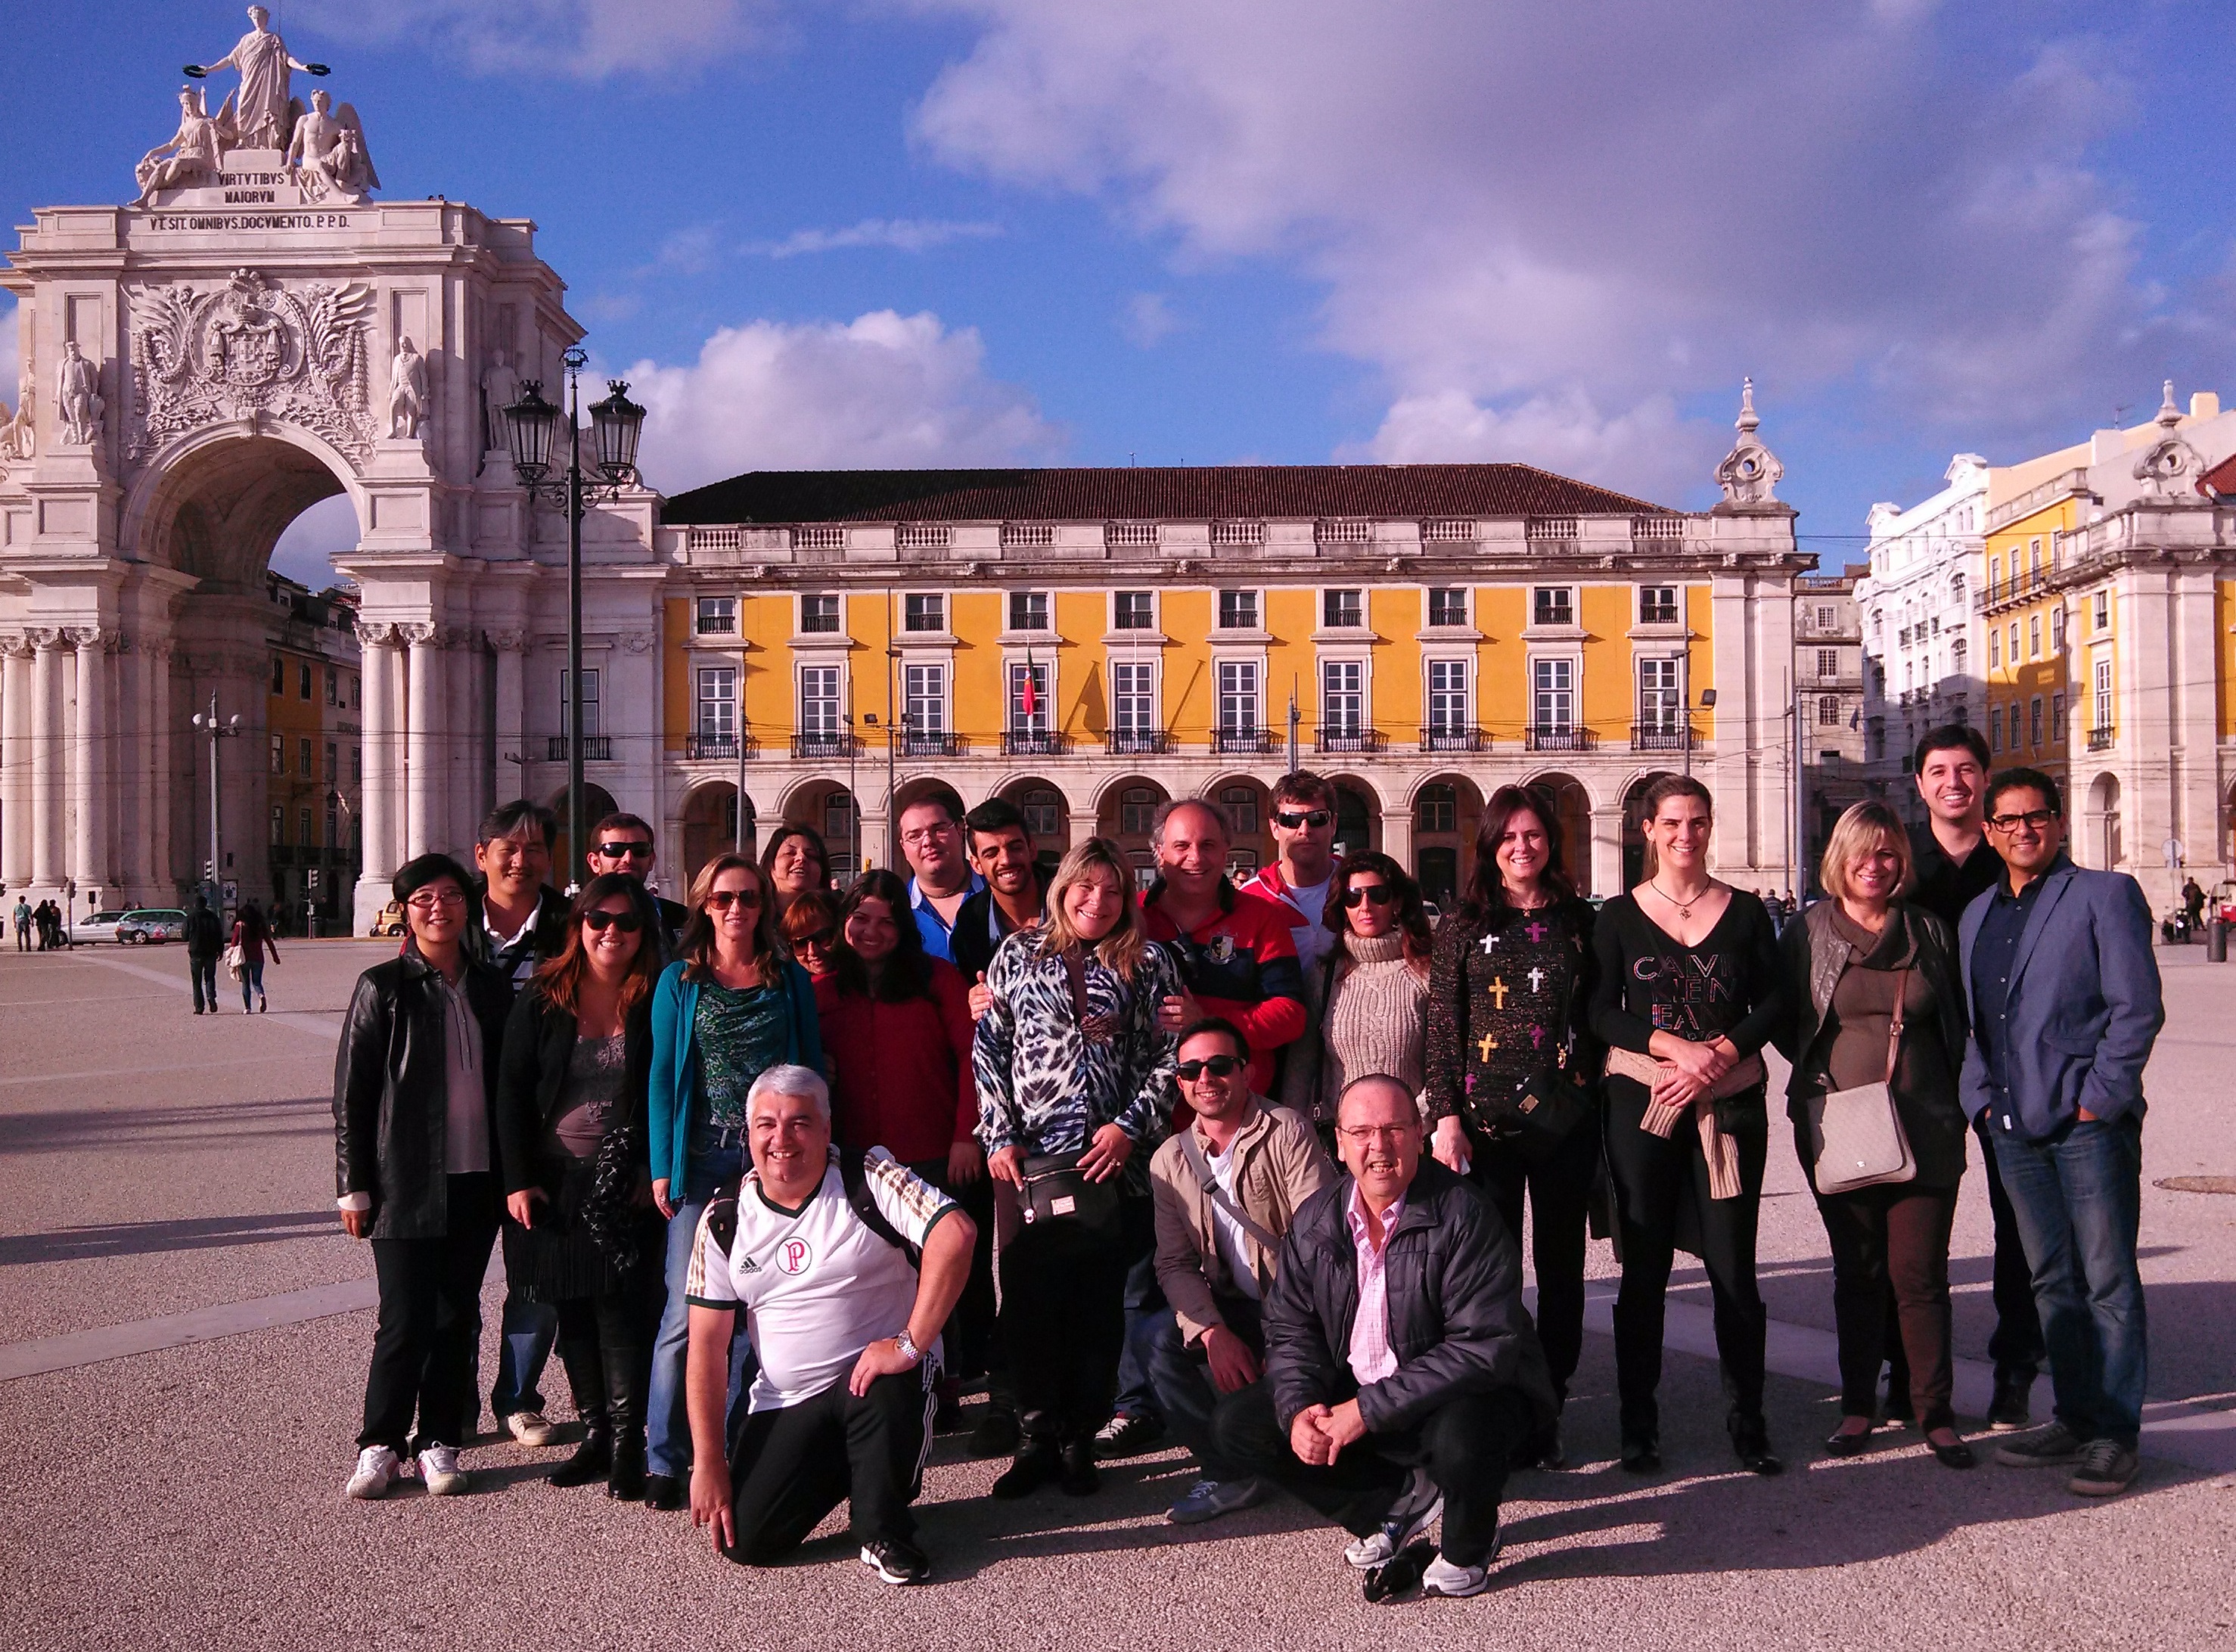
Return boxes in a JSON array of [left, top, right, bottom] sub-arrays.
[[505, 1410, 559, 1447], [417, 1445, 469, 1495], [345, 1446, 399, 1500], [1421, 1552, 1493, 1598], [1344, 1469, 1443, 1569]]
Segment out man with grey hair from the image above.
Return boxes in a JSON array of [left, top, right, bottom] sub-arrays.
[[684, 1064, 976, 1585]]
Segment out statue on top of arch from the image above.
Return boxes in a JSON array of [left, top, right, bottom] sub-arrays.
[[189, 5, 322, 154]]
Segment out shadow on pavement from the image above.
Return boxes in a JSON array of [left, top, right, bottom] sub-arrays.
[[0, 1207, 340, 1265], [0, 1095, 328, 1156]]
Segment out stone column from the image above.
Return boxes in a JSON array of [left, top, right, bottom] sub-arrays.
[[30, 629, 67, 888], [1589, 806, 1625, 900], [149, 642, 174, 897], [446, 630, 479, 856], [1, 638, 33, 889], [491, 630, 526, 805], [69, 628, 112, 892], [356, 624, 398, 887], [1379, 807, 1415, 877], [405, 624, 443, 860]]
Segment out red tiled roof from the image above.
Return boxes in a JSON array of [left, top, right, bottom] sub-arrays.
[[660, 463, 1674, 526], [2198, 452, 2236, 498]]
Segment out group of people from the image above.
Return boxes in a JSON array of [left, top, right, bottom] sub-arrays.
[[12, 895, 72, 951], [330, 729, 2166, 1599]]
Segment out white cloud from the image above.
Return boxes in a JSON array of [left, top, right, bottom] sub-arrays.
[[270, 495, 362, 589], [907, 0, 2217, 485], [299, 0, 770, 78], [1352, 390, 1718, 506], [1118, 292, 1181, 348], [744, 219, 1004, 259], [623, 309, 1062, 492]]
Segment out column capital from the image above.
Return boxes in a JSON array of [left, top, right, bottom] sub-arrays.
[[355, 621, 400, 650], [439, 626, 476, 651], [488, 628, 529, 654], [25, 626, 65, 652], [620, 630, 657, 655], [0, 632, 33, 660], [65, 626, 116, 652], [400, 622, 440, 649]]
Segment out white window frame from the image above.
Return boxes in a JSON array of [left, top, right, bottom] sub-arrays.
[[696, 666, 737, 739], [1007, 658, 1052, 738], [1530, 585, 1578, 630], [1637, 657, 1682, 734], [559, 667, 600, 738], [902, 592, 947, 635], [1005, 589, 1053, 635], [1321, 588, 1365, 631], [1110, 657, 1159, 738], [905, 661, 949, 738], [695, 595, 738, 636], [1320, 657, 1365, 737], [1533, 656, 1577, 733], [1424, 656, 1470, 736], [799, 593, 843, 635], [797, 663, 843, 739], [1111, 589, 1157, 632], [1424, 587, 1469, 629], [1216, 588, 1262, 632], [1217, 658, 1262, 734]]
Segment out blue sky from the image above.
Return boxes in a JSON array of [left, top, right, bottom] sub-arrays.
[[6, 1, 2235, 587]]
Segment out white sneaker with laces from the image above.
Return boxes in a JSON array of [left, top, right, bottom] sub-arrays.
[[417, 1445, 469, 1495], [1344, 1469, 1443, 1569], [1422, 1523, 1502, 1598], [345, 1446, 399, 1500], [1165, 1477, 1269, 1525], [505, 1410, 559, 1447]]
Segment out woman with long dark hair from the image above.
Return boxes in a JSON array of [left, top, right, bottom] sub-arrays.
[[1588, 774, 1788, 1476], [1424, 784, 1600, 1467], [641, 852, 822, 1509], [495, 874, 667, 1496], [759, 823, 833, 921], [975, 837, 1182, 1498], [1279, 851, 1432, 1131]]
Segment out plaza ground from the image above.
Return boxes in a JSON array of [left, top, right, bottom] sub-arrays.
[[2, 939, 2232, 1650]]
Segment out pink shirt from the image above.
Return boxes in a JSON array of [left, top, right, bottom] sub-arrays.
[[1345, 1185, 1405, 1386]]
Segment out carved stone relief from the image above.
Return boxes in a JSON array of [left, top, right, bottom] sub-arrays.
[[1715, 377, 1784, 507]]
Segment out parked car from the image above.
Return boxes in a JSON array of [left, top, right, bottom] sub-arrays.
[[76, 909, 129, 943], [117, 908, 188, 944], [368, 900, 406, 938]]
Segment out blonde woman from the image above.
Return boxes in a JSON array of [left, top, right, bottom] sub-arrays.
[[974, 837, 1182, 1498], [1775, 802, 1974, 1467]]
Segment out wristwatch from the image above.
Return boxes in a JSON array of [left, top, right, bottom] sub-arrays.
[[893, 1329, 924, 1365]]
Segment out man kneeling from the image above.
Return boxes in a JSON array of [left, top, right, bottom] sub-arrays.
[[685, 1065, 977, 1585], [1213, 1075, 1554, 1598]]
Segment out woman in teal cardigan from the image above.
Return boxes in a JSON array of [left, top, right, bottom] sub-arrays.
[[640, 852, 821, 1509]]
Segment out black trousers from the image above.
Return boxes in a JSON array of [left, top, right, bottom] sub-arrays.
[[720, 1366, 936, 1564], [359, 1173, 500, 1455], [999, 1213, 1129, 1441], [554, 1286, 658, 1435], [1214, 1379, 1536, 1569], [905, 1157, 998, 1383], [1468, 1121, 1598, 1403], [1603, 1084, 1768, 1438]]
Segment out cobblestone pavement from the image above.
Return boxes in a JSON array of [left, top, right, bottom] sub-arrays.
[[3, 939, 2233, 1650]]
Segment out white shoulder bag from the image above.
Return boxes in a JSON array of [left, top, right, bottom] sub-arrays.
[[1804, 966, 1918, 1195]]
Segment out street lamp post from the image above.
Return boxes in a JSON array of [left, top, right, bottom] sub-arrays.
[[504, 351, 646, 894], [189, 693, 244, 910]]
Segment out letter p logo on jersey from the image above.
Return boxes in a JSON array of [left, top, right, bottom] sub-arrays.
[[776, 1237, 814, 1276]]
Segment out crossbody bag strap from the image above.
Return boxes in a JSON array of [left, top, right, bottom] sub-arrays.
[[1884, 967, 1908, 1085], [1174, 1126, 1284, 1255]]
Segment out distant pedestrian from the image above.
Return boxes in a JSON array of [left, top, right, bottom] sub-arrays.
[[184, 893, 225, 1013], [1959, 769, 2164, 1498], [12, 896, 30, 951], [231, 899, 280, 1013]]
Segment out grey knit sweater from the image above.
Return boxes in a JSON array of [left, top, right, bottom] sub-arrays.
[[1279, 931, 1430, 1122]]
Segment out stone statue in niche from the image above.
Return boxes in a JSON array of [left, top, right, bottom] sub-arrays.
[[388, 336, 428, 440], [0, 370, 33, 462], [55, 342, 104, 446], [187, 5, 325, 155], [480, 348, 519, 453], [286, 90, 380, 204], [135, 87, 228, 205]]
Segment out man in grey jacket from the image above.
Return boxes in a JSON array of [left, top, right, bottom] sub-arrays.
[[1213, 1074, 1554, 1598], [1958, 768, 2163, 1498]]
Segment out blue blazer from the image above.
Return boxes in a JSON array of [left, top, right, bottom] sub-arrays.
[[1955, 859, 2163, 1141], [647, 956, 823, 1191]]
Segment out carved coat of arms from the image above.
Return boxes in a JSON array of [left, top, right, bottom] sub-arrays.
[[130, 269, 375, 465]]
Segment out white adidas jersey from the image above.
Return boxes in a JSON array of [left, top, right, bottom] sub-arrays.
[[687, 1145, 955, 1414]]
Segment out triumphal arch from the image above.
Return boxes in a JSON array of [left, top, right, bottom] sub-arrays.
[[0, 14, 655, 931]]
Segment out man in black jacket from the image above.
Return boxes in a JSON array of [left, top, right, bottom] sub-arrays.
[[585, 810, 691, 961], [184, 893, 225, 1013], [1213, 1074, 1554, 1599]]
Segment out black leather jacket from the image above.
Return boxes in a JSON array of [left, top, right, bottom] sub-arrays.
[[1264, 1157, 1556, 1436], [333, 951, 513, 1239], [494, 988, 655, 1203]]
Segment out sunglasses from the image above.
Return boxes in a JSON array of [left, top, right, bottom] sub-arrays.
[[1275, 809, 1333, 831], [705, 889, 763, 911], [593, 840, 654, 860], [582, 909, 644, 934], [1340, 883, 1396, 908], [1175, 1054, 1241, 1081], [793, 930, 835, 949]]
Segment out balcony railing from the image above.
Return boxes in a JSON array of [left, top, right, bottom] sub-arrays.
[[1213, 727, 1280, 755], [1315, 725, 1385, 755], [1523, 725, 1596, 753], [546, 735, 612, 762], [1003, 729, 1068, 757], [790, 731, 857, 759], [686, 731, 756, 762], [1630, 725, 1694, 753], [2087, 726, 2115, 752], [902, 731, 967, 758], [1107, 729, 1172, 756], [1419, 726, 1486, 753]]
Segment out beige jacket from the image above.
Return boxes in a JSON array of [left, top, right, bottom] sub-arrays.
[[1150, 1098, 1338, 1346]]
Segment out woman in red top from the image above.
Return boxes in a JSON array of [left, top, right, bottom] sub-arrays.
[[818, 868, 992, 1398]]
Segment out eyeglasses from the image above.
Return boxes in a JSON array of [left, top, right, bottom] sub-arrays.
[[1985, 809, 2058, 832], [1275, 809, 1333, 831], [1175, 1054, 1242, 1081], [1340, 884, 1396, 909], [582, 909, 644, 934], [705, 889, 763, 911], [593, 840, 654, 861], [899, 825, 958, 846], [406, 888, 467, 912], [1335, 1123, 1415, 1143]]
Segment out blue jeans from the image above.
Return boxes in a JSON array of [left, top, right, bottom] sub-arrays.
[[1989, 1113, 2147, 1448], [1113, 1196, 1165, 1423], [491, 1294, 558, 1418], [240, 957, 266, 1011], [646, 1132, 747, 1478], [1141, 1296, 1262, 1481]]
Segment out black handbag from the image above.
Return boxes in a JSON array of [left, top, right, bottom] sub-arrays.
[[1505, 1061, 1596, 1165], [1019, 1149, 1123, 1236]]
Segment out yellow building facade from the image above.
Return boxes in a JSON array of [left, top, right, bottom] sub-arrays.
[[261, 573, 362, 930]]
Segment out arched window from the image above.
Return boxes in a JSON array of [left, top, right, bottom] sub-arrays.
[[1120, 787, 1157, 837], [1417, 783, 1457, 835], [1020, 787, 1062, 840], [1221, 786, 1258, 837]]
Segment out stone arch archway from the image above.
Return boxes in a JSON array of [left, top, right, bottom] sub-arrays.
[[681, 779, 754, 890], [2087, 771, 2123, 868], [1325, 774, 1383, 860], [1619, 771, 1676, 891], [781, 777, 860, 879], [1095, 774, 1169, 888], [1203, 771, 1274, 877], [1411, 774, 1486, 905], [121, 424, 365, 588]]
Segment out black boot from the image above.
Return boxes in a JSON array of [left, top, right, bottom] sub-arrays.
[[1057, 1436, 1098, 1497], [549, 1425, 613, 1487], [607, 1431, 647, 1500], [1728, 1411, 1783, 1477], [968, 1399, 1020, 1458], [991, 1421, 1061, 1499]]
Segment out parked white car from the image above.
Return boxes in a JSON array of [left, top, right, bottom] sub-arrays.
[[75, 909, 129, 943], [117, 908, 189, 944]]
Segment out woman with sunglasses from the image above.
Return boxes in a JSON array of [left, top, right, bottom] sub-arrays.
[[1423, 784, 1601, 1467], [641, 852, 824, 1509], [494, 874, 668, 1497], [759, 824, 834, 921], [1279, 852, 1432, 1137], [975, 837, 1182, 1498], [778, 890, 840, 983], [818, 869, 991, 1418]]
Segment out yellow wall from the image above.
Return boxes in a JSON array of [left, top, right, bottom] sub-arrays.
[[1983, 497, 2077, 784], [661, 598, 690, 753]]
